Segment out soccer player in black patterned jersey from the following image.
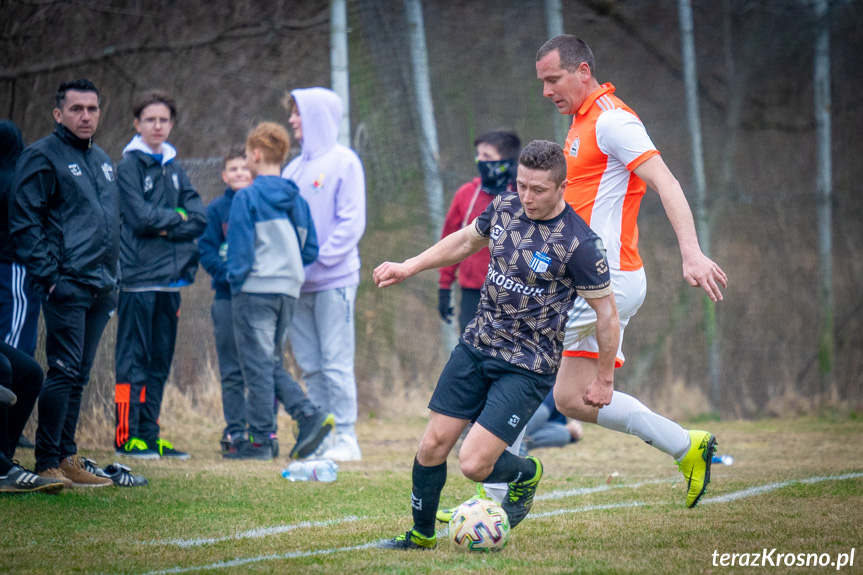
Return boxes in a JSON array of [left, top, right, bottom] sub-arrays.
[[373, 140, 620, 550]]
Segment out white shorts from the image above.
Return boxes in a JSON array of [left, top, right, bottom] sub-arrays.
[[562, 267, 647, 367]]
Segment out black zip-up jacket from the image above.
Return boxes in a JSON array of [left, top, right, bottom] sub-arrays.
[[10, 123, 120, 294], [0, 120, 25, 263], [117, 146, 206, 289]]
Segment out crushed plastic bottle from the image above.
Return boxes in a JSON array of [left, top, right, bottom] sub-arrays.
[[281, 459, 339, 482], [711, 454, 734, 466]]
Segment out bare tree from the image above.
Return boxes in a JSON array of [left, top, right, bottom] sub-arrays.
[[678, 0, 721, 410], [813, 0, 835, 403]]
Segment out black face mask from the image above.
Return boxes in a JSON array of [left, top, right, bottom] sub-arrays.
[[477, 159, 515, 194]]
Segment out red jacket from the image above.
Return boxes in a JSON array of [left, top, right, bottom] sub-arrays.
[[439, 177, 494, 290]]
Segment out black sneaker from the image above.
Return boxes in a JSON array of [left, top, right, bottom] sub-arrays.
[[103, 463, 149, 487], [155, 439, 191, 460], [80, 457, 112, 480], [220, 434, 232, 455], [116, 438, 160, 460], [0, 465, 64, 494], [502, 456, 543, 528], [221, 435, 247, 459], [223, 439, 273, 461], [377, 530, 436, 550], [290, 411, 335, 460]]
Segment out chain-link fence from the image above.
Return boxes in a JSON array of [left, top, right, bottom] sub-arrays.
[[3, 0, 862, 448]]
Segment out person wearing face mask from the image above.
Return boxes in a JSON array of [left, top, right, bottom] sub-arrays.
[[438, 131, 521, 333]]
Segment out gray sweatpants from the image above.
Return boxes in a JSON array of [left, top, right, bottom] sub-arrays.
[[288, 285, 358, 436]]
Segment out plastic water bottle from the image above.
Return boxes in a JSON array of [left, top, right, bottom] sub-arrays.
[[711, 454, 734, 466], [281, 459, 339, 482]]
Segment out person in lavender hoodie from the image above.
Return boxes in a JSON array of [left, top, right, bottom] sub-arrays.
[[281, 88, 366, 461]]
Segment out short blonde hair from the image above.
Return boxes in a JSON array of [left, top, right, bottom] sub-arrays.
[[246, 122, 291, 165]]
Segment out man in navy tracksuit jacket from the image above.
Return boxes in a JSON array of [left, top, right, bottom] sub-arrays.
[[224, 122, 333, 461], [114, 90, 206, 460], [9, 79, 118, 487]]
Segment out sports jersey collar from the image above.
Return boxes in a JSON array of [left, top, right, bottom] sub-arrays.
[[577, 83, 615, 117]]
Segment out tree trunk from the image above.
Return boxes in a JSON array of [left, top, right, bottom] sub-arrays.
[[814, 0, 835, 404], [330, 0, 350, 147], [678, 0, 721, 411], [403, 0, 457, 352]]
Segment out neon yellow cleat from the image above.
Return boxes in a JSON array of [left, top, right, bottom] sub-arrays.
[[677, 430, 717, 508], [502, 456, 543, 528], [377, 529, 436, 550], [436, 482, 491, 523]]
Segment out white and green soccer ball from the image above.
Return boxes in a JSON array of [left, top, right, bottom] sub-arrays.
[[448, 498, 510, 552]]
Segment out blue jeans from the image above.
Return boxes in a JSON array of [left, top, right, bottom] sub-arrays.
[[232, 293, 313, 442], [288, 286, 358, 435]]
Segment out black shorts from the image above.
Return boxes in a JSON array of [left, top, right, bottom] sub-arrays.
[[428, 341, 556, 445]]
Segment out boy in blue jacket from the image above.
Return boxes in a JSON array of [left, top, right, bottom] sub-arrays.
[[225, 122, 334, 461], [199, 148, 253, 455]]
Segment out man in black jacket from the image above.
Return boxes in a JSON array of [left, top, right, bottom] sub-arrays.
[[113, 90, 206, 460], [9, 79, 117, 488]]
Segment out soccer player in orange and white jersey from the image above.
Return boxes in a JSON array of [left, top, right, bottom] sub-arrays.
[[533, 35, 728, 508]]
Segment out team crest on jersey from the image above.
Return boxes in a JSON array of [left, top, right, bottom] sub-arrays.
[[172, 174, 179, 190], [143, 175, 154, 193], [101, 163, 114, 182], [491, 225, 504, 241], [569, 137, 580, 157], [68, 163, 82, 176], [529, 251, 552, 273], [596, 258, 608, 275]]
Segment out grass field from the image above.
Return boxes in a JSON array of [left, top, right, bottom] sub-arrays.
[[2, 414, 861, 574]]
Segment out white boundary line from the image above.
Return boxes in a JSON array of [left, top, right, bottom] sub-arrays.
[[536, 478, 677, 501], [139, 515, 362, 548], [126, 472, 863, 575]]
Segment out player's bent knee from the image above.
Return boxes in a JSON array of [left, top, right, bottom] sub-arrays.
[[458, 452, 494, 482]]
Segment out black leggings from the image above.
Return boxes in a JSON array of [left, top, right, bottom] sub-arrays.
[[0, 341, 43, 462]]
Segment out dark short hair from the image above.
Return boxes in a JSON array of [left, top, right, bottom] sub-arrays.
[[55, 78, 99, 109], [536, 35, 596, 76], [474, 131, 522, 161], [133, 89, 177, 121], [518, 140, 567, 187], [223, 145, 247, 168]]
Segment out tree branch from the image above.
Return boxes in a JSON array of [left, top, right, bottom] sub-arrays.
[[0, 12, 328, 81]]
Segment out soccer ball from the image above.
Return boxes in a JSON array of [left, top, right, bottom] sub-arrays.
[[448, 498, 510, 552]]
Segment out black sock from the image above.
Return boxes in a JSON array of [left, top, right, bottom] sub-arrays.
[[0, 456, 13, 475], [481, 450, 537, 484], [411, 456, 447, 538]]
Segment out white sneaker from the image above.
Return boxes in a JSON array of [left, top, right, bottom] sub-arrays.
[[307, 432, 334, 459], [321, 433, 362, 461]]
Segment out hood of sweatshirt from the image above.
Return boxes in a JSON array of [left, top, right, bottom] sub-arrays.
[[0, 120, 25, 168], [122, 134, 177, 165], [254, 175, 300, 213], [292, 87, 342, 161]]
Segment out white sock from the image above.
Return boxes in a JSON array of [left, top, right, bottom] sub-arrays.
[[595, 391, 691, 461], [482, 427, 526, 504]]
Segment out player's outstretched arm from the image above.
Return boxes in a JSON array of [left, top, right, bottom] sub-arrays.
[[633, 155, 728, 302], [581, 293, 620, 408], [373, 225, 487, 288]]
